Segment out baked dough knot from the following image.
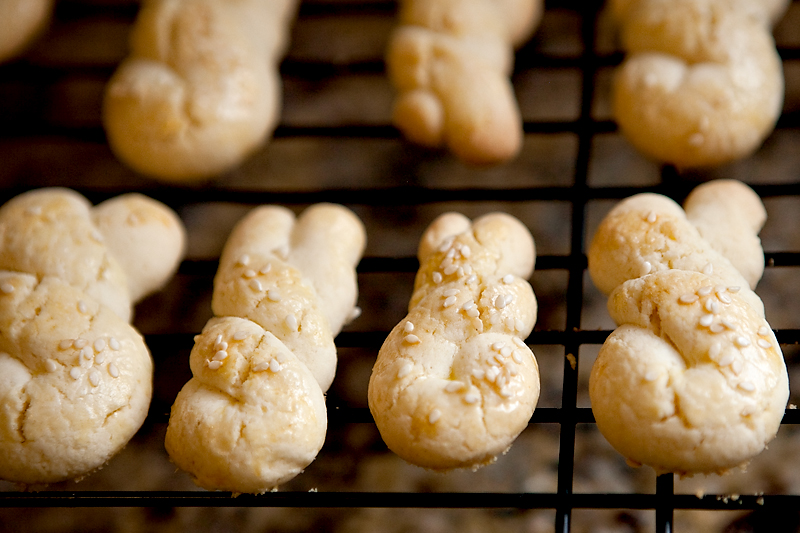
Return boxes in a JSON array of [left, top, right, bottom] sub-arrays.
[[611, 0, 788, 168], [0, 188, 186, 485], [588, 180, 789, 475], [165, 203, 366, 493], [103, 0, 298, 181], [369, 212, 540, 470], [387, 0, 543, 165], [0, 0, 54, 63]]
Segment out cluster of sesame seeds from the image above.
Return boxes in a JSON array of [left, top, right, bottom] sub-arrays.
[[57, 334, 123, 385], [206, 331, 250, 371], [432, 239, 475, 284]]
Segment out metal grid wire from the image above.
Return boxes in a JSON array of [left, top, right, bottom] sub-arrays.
[[1, 1, 800, 532]]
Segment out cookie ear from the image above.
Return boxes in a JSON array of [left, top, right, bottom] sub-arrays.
[[683, 180, 766, 288], [92, 193, 186, 303]]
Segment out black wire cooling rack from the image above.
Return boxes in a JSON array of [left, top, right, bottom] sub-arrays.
[[1, 1, 800, 532]]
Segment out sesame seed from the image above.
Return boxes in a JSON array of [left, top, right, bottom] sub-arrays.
[[404, 334, 420, 344], [735, 336, 751, 347], [492, 342, 505, 351], [464, 393, 479, 404], [398, 362, 413, 378], [445, 382, 462, 392], [718, 293, 732, 304], [238, 254, 250, 266], [688, 133, 705, 146], [495, 295, 508, 309], [709, 342, 722, 360], [208, 360, 223, 370], [732, 359, 743, 375], [710, 323, 724, 333], [443, 296, 457, 307], [739, 381, 756, 392], [501, 346, 512, 358], [462, 300, 475, 311], [460, 245, 471, 258], [443, 264, 458, 276], [758, 339, 772, 349], [718, 352, 735, 366], [95, 352, 106, 364], [233, 331, 249, 341], [438, 238, 454, 253], [513, 337, 526, 348], [269, 359, 281, 372], [348, 306, 362, 321], [108, 363, 119, 378], [488, 312, 501, 325], [59, 339, 74, 350], [285, 313, 298, 330], [276, 352, 289, 363], [215, 334, 223, 345], [88, 370, 101, 387], [213, 350, 228, 361], [699, 314, 713, 328], [463, 264, 473, 275], [250, 279, 264, 292], [471, 317, 483, 331], [504, 318, 516, 330], [500, 388, 513, 398], [705, 299, 719, 314], [486, 366, 501, 382], [429, 410, 442, 424], [466, 307, 480, 318], [502, 274, 514, 284], [74, 338, 88, 349], [260, 264, 272, 274], [697, 286, 713, 296], [252, 362, 270, 372], [456, 266, 465, 278], [94, 338, 106, 352], [728, 286, 741, 293], [641, 261, 652, 275], [466, 274, 478, 284], [81, 348, 92, 360], [214, 340, 228, 351], [0, 282, 14, 294], [679, 294, 699, 304], [109, 337, 120, 350], [703, 263, 714, 276], [644, 371, 658, 382], [78, 300, 88, 313], [720, 318, 736, 330], [472, 369, 485, 380], [70, 368, 80, 380], [646, 211, 657, 223], [757, 326, 771, 337], [267, 287, 281, 301], [404, 321, 414, 332], [45, 359, 57, 372], [512, 351, 524, 364], [243, 269, 257, 278], [446, 248, 456, 259], [443, 288, 459, 297]]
